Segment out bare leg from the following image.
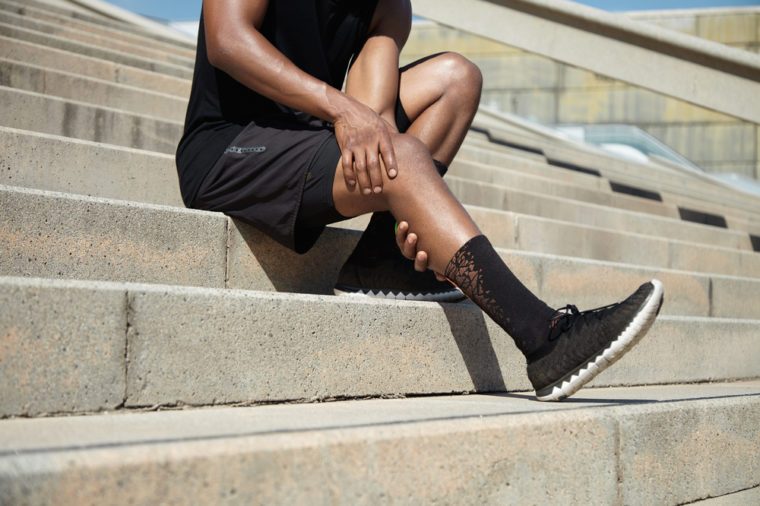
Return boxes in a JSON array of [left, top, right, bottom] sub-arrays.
[[398, 52, 482, 165], [332, 133, 479, 273], [333, 52, 482, 300], [337, 53, 482, 268]]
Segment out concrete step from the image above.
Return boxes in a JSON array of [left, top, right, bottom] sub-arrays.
[[475, 133, 760, 222], [0, 22, 193, 79], [464, 133, 760, 222], [457, 142, 610, 190], [2, 182, 760, 319], [542, 143, 760, 218], [0, 0, 196, 60], [1, 274, 759, 417], [3, 127, 752, 256], [473, 206, 760, 277], [451, 154, 760, 244], [0, 87, 182, 153], [451, 158, 677, 218], [17, 0, 197, 51], [1, 381, 758, 504], [447, 176, 754, 252], [0, 58, 187, 121], [0, 8, 194, 69], [0, 127, 183, 205], [462, 138, 760, 237], [0, 36, 190, 97]]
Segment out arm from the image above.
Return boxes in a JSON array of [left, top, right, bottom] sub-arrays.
[[348, 1, 437, 272], [345, 0, 412, 131], [203, 0, 397, 194]]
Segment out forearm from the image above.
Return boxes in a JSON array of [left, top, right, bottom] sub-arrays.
[[345, 37, 401, 130], [345, 0, 411, 130], [204, 1, 350, 123]]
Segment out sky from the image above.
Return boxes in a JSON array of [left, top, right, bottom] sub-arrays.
[[109, 0, 759, 22]]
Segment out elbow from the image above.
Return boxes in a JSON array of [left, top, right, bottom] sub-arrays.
[[205, 31, 233, 70]]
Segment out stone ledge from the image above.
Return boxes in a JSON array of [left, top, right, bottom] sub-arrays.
[[0, 382, 757, 504], [2, 276, 759, 417]]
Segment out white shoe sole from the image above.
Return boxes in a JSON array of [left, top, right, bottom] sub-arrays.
[[334, 286, 465, 302], [535, 279, 665, 402]]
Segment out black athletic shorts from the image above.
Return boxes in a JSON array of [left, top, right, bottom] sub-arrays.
[[193, 96, 412, 254]]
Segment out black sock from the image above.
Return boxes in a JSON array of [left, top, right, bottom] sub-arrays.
[[444, 235, 555, 357], [346, 211, 397, 266], [348, 160, 449, 263]]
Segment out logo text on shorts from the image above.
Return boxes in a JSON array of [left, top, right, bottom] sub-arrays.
[[225, 145, 267, 154]]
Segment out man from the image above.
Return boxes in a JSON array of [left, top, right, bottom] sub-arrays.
[[177, 0, 664, 401]]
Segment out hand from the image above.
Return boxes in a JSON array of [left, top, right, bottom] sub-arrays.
[[395, 221, 447, 281], [333, 96, 398, 195]]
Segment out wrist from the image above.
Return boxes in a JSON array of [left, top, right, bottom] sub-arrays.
[[324, 86, 352, 124]]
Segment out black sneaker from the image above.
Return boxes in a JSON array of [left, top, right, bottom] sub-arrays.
[[334, 251, 465, 302], [527, 279, 664, 401]]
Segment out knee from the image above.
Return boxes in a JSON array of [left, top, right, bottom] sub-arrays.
[[386, 133, 438, 187], [436, 52, 483, 99], [391, 133, 431, 169]]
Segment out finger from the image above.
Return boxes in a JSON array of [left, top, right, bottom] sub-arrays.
[[414, 251, 428, 273], [366, 149, 383, 194], [395, 221, 410, 254], [341, 149, 356, 189], [379, 133, 398, 179], [435, 272, 447, 282], [353, 152, 372, 195], [402, 233, 418, 260]]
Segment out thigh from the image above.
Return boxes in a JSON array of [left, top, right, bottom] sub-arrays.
[[397, 52, 451, 125], [195, 117, 336, 253]]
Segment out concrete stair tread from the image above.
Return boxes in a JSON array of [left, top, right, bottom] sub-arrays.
[[0, 8, 195, 69], [0, 0, 196, 59], [0, 57, 188, 121], [0, 22, 193, 79], [457, 142, 610, 189], [2, 127, 756, 257], [462, 136, 760, 221], [1, 381, 758, 504], [16, 0, 197, 50], [3, 3, 759, 504], [463, 131, 760, 208], [0, 86, 182, 153], [6, 180, 756, 282], [2, 274, 759, 418], [0, 83, 182, 126], [460, 140, 760, 235], [449, 178, 754, 251], [4, 183, 760, 315], [0, 35, 191, 96], [3, 380, 757, 445], [449, 160, 680, 219]]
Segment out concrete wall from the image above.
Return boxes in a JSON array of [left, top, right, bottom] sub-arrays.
[[402, 8, 760, 180], [628, 8, 760, 54]]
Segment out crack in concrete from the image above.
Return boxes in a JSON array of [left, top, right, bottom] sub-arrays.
[[677, 482, 760, 505], [614, 420, 624, 506], [5, 385, 759, 421], [224, 217, 231, 289], [117, 289, 135, 410]]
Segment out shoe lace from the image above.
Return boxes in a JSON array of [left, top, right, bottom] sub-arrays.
[[547, 302, 618, 340]]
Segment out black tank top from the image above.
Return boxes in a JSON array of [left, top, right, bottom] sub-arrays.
[[177, 0, 379, 205]]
